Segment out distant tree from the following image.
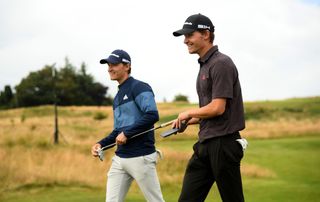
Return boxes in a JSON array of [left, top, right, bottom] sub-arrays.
[[76, 62, 109, 106], [103, 95, 113, 106], [0, 85, 14, 108], [55, 60, 80, 105], [14, 58, 111, 107], [15, 66, 54, 107], [173, 94, 189, 102]]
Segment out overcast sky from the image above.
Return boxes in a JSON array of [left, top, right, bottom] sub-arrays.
[[1, 0, 319, 103]]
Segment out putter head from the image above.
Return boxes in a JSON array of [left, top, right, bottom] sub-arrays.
[[97, 148, 104, 161]]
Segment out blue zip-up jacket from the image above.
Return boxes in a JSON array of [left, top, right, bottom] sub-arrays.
[[98, 77, 159, 158]]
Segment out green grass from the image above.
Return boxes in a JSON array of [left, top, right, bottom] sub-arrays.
[[242, 136, 320, 202], [244, 96, 320, 120], [0, 186, 104, 202], [1, 136, 319, 202], [1, 97, 319, 201], [1, 96, 319, 121]]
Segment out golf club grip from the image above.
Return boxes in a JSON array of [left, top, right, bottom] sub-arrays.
[[160, 122, 188, 138], [159, 120, 175, 128], [160, 128, 179, 137]]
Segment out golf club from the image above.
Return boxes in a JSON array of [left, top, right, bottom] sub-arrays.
[[97, 119, 175, 161], [160, 122, 187, 138]]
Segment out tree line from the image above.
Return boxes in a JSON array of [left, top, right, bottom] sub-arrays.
[[0, 58, 190, 109], [0, 58, 112, 109]]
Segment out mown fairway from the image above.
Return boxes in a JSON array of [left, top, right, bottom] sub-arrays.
[[1, 97, 320, 202]]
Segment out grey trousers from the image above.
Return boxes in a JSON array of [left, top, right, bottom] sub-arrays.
[[106, 152, 165, 202]]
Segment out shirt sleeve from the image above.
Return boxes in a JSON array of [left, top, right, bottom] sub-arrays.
[[211, 57, 237, 99], [122, 82, 159, 138], [97, 129, 119, 148]]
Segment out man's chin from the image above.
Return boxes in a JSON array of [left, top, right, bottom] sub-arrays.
[[187, 48, 196, 54]]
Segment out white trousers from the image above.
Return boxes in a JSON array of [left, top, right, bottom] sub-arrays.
[[106, 152, 165, 202]]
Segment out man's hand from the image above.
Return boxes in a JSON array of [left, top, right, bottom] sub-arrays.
[[172, 110, 201, 133], [172, 119, 188, 133], [116, 132, 127, 145], [178, 111, 191, 123], [172, 110, 191, 130], [91, 143, 101, 157], [171, 111, 191, 133]]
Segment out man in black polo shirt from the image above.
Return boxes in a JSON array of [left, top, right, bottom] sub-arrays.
[[172, 13, 246, 202]]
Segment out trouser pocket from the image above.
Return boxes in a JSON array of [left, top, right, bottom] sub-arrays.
[[143, 152, 157, 165], [222, 134, 244, 165]]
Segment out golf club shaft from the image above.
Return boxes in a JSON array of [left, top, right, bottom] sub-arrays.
[[100, 119, 175, 151]]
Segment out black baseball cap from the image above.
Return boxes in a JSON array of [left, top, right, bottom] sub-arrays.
[[100, 49, 131, 64], [173, 13, 214, 37]]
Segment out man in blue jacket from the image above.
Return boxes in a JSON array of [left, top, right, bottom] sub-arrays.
[[91, 49, 165, 202]]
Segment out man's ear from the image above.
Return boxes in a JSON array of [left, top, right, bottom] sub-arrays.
[[125, 63, 131, 74], [203, 30, 211, 40]]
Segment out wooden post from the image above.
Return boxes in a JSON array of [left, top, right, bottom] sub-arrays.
[[52, 65, 59, 144]]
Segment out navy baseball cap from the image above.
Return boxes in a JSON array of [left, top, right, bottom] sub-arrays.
[[173, 13, 214, 37], [100, 49, 131, 64]]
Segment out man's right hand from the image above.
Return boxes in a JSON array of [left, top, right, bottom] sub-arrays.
[[172, 117, 201, 133], [91, 143, 102, 157], [172, 119, 188, 133]]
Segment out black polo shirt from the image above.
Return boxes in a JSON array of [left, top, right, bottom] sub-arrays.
[[196, 45, 245, 142]]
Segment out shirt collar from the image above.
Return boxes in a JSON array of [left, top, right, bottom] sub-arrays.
[[198, 45, 219, 66], [118, 76, 133, 90]]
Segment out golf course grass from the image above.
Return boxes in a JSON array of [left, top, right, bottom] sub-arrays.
[[0, 97, 319, 201], [1, 136, 319, 202]]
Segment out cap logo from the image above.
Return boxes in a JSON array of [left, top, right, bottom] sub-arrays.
[[122, 58, 130, 63], [198, 24, 210, 29], [184, 22, 192, 25], [111, 53, 120, 58]]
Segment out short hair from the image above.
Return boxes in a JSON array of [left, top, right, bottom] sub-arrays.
[[198, 29, 215, 43], [123, 63, 131, 74]]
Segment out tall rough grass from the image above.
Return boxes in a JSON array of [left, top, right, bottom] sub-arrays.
[[0, 97, 319, 193]]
